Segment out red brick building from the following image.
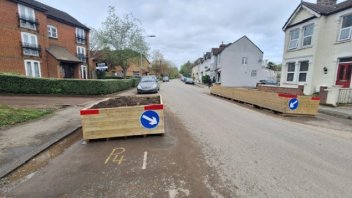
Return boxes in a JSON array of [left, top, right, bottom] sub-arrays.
[[0, 0, 90, 79]]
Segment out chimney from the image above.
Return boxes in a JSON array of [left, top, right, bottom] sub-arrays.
[[317, 0, 337, 6]]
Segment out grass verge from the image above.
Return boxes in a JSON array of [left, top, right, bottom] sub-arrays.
[[0, 105, 54, 127]]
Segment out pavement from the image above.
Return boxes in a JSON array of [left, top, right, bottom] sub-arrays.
[[0, 90, 134, 178], [318, 105, 352, 119]]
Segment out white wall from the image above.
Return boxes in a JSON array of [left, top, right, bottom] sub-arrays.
[[281, 6, 352, 95], [220, 37, 267, 87]]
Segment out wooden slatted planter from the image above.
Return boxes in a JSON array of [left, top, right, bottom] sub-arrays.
[[80, 95, 165, 141], [211, 84, 320, 115]]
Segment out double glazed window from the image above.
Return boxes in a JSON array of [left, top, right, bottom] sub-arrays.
[[25, 60, 41, 78], [242, 57, 248, 65], [18, 4, 37, 30], [288, 29, 300, 50], [47, 25, 58, 38], [21, 32, 39, 56], [286, 61, 309, 83], [76, 28, 86, 44], [286, 63, 295, 81], [302, 24, 314, 46], [339, 15, 352, 41], [77, 46, 86, 62], [288, 24, 314, 50]]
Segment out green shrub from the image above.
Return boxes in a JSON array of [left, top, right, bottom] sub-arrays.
[[0, 74, 138, 95], [202, 75, 211, 84]]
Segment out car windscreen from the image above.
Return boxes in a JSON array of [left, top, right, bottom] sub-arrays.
[[141, 77, 156, 82]]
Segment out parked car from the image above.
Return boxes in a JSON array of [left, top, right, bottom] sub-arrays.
[[137, 76, 160, 94], [163, 76, 169, 82], [258, 79, 278, 85], [185, 77, 195, 85]]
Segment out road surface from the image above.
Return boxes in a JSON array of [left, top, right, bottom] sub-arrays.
[[1, 80, 352, 197]]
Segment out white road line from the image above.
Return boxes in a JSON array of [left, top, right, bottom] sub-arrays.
[[142, 151, 148, 170]]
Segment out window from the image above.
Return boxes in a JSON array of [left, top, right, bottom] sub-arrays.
[[302, 24, 314, 47], [133, 71, 140, 77], [288, 29, 300, 50], [242, 57, 248, 65], [76, 28, 86, 44], [251, 70, 257, 77], [286, 62, 295, 82], [298, 61, 309, 82], [80, 65, 88, 79], [339, 15, 352, 41], [47, 25, 58, 38], [21, 32, 39, 56], [18, 4, 37, 30], [77, 46, 86, 62], [24, 60, 41, 77]]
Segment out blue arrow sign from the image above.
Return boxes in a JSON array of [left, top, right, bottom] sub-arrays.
[[140, 110, 160, 129], [288, 98, 299, 110]]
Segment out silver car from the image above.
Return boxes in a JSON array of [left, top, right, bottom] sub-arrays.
[[137, 76, 159, 94]]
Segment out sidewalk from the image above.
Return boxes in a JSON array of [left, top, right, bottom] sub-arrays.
[[318, 105, 352, 120], [0, 88, 138, 178]]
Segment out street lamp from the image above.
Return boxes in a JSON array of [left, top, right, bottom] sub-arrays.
[[140, 35, 156, 77]]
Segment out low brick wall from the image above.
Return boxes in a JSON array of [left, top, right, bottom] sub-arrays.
[[318, 86, 328, 105], [257, 84, 304, 96]]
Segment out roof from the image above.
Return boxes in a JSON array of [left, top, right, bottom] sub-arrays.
[[47, 45, 82, 63], [13, 0, 89, 30], [283, 0, 352, 30], [302, 0, 352, 15], [213, 36, 263, 55]]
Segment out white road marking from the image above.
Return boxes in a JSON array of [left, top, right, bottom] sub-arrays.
[[142, 151, 148, 170]]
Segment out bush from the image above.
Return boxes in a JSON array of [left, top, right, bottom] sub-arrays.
[[202, 75, 211, 84], [0, 74, 138, 95]]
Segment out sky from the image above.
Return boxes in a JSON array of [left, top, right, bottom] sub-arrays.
[[39, 0, 342, 67]]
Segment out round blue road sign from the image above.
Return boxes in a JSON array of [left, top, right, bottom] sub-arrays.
[[288, 98, 299, 110], [140, 110, 160, 129]]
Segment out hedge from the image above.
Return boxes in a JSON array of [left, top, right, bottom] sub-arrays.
[[0, 74, 139, 95]]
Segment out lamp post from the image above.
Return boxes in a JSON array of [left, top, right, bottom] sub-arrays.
[[140, 35, 156, 77]]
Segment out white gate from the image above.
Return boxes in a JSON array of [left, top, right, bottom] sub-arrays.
[[337, 88, 352, 104]]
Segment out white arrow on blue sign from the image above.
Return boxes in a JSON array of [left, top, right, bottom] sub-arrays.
[[140, 110, 160, 129], [288, 98, 299, 110]]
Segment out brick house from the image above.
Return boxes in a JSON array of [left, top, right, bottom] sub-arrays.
[[0, 0, 90, 79]]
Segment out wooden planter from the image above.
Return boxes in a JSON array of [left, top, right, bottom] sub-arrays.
[[80, 95, 165, 141], [211, 85, 320, 115]]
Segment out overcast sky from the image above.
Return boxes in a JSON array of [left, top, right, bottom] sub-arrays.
[[40, 0, 341, 67]]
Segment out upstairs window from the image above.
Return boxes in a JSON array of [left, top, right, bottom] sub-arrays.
[[339, 15, 352, 41], [302, 24, 314, 47], [286, 62, 295, 82], [76, 28, 86, 44], [18, 4, 37, 30], [76, 46, 86, 62], [47, 25, 58, 38], [242, 57, 248, 65], [21, 32, 40, 56], [288, 28, 300, 50]]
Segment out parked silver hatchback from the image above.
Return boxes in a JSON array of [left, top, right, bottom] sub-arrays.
[[137, 76, 159, 94]]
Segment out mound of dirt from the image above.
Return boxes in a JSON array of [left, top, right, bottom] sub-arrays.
[[91, 96, 160, 109]]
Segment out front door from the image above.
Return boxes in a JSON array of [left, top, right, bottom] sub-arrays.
[[61, 63, 75, 78], [80, 65, 88, 79], [336, 64, 352, 88]]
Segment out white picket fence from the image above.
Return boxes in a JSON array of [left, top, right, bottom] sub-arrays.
[[337, 88, 352, 104]]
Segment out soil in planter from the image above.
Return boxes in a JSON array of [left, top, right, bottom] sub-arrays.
[[91, 96, 160, 109]]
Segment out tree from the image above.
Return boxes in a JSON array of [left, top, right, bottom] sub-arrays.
[[97, 6, 149, 77], [179, 61, 192, 77]]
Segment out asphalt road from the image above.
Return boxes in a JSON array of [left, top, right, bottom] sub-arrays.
[[2, 80, 352, 197], [161, 80, 352, 198]]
